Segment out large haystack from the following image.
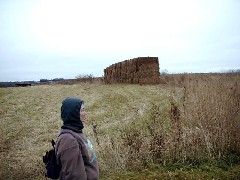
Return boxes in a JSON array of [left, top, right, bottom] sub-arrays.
[[104, 57, 160, 84]]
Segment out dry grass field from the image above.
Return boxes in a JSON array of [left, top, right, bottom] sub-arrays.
[[0, 73, 239, 179]]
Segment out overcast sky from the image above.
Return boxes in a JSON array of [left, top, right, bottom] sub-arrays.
[[0, 0, 240, 81]]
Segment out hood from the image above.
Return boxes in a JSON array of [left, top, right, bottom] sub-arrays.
[[61, 97, 84, 132]]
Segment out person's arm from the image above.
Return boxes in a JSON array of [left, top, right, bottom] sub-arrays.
[[58, 136, 87, 180]]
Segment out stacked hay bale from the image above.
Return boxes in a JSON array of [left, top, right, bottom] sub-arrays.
[[104, 57, 160, 84]]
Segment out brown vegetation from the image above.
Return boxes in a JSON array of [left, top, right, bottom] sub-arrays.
[[97, 73, 240, 172], [0, 73, 239, 179], [104, 57, 160, 84]]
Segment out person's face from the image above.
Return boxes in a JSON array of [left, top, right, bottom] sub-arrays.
[[80, 105, 87, 123]]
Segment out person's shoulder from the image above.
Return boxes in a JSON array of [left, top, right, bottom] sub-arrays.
[[57, 131, 79, 150]]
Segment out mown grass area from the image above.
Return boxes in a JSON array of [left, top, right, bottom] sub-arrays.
[[0, 73, 239, 179]]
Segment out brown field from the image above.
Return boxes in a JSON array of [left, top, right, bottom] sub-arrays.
[[0, 73, 239, 179]]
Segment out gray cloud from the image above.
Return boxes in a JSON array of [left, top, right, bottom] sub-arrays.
[[0, 0, 240, 81]]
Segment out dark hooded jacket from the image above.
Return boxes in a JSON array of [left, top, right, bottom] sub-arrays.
[[55, 97, 99, 180]]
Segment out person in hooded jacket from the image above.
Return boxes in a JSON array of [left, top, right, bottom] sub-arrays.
[[55, 97, 99, 180]]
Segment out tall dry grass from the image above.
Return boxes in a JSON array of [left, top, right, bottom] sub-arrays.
[[179, 74, 240, 160], [0, 73, 239, 179], [95, 73, 240, 172]]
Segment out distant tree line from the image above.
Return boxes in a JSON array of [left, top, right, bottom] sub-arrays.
[[160, 69, 240, 75], [222, 69, 240, 74], [75, 74, 94, 83], [40, 78, 64, 83], [75, 74, 94, 79]]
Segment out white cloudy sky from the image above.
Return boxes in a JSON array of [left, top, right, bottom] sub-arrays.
[[0, 0, 240, 81]]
